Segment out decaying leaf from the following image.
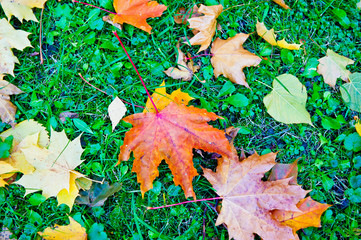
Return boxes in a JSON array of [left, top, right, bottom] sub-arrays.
[[59, 111, 79, 123], [317, 49, 354, 88], [268, 160, 298, 185], [340, 73, 361, 112], [108, 97, 127, 130], [174, 5, 200, 25], [76, 181, 122, 207], [256, 21, 302, 50], [164, 44, 199, 81], [263, 74, 312, 125], [187, 4, 223, 53], [211, 33, 262, 88], [272, 0, 291, 9], [143, 81, 194, 113], [0, 75, 23, 126], [0, 0, 47, 22], [16, 128, 85, 200], [272, 197, 331, 236], [203, 145, 308, 240], [38, 217, 87, 240], [119, 101, 232, 198], [0, 19, 32, 75], [109, 0, 167, 34]]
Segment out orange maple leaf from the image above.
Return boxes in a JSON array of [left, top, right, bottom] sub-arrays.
[[203, 146, 308, 240], [118, 102, 232, 199], [272, 197, 331, 236], [111, 0, 167, 34]]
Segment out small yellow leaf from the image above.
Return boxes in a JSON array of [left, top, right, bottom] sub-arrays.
[[143, 81, 194, 113], [38, 217, 87, 240], [108, 97, 127, 131], [57, 172, 82, 211], [355, 117, 361, 136], [0, 0, 47, 22], [256, 21, 302, 50]]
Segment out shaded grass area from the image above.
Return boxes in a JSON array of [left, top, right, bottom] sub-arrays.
[[0, 0, 361, 239]]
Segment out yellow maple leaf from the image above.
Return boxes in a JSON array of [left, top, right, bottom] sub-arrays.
[[0, 19, 32, 75], [15, 129, 85, 199], [143, 81, 194, 113], [0, 0, 47, 22], [256, 21, 302, 50], [38, 217, 87, 240]]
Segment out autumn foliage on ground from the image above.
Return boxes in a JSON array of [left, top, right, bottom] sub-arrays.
[[0, 0, 361, 239]]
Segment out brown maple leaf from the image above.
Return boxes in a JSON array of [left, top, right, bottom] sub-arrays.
[[187, 4, 223, 53], [211, 33, 262, 87], [118, 102, 232, 199], [203, 146, 308, 240], [174, 5, 200, 25], [0, 75, 23, 126], [164, 44, 200, 81], [110, 0, 167, 34]]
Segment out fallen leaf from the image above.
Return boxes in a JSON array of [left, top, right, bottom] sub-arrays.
[[355, 116, 361, 136], [187, 4, 223, 53], [0, 120, 49, 174], [76, 181, 122, 207], [164, 44, 199, 81], [268, 160, 298, 185], [0, 75, 23, 126], [59, 112, 79, 123], [143, 81, 194, 113], [0, 19, 32, 75], [0, 161, 17, 187], [119, 101, 232, 198], [211, 33, 262, 87], [272, 197, 331, 235], [16, 128, 85, 199], [340, 72, 361, 112], [102, 15, 122, 31], [56, 172, 91, 211], [174, 5, 200, 25], [0, 0, 47, 22], [317, 49, 354, 88], [256, 21, 302, 50], [108, 97, 127, 130], [263, 74, 312, 125], [0, 227, 16, 240], [38, 217, 87, 240], [203, 145, 307, 240], [110, 0, 167, 34], [272, 0, 291, 9]]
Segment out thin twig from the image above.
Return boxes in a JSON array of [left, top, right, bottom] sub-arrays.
[[78, 73, 144, 108], [72, 0, 117, 15], [308, 34, 326, 54], [113, 31, 159, 113], [39, 8, 44, 64], [147, 197, 223, 210]]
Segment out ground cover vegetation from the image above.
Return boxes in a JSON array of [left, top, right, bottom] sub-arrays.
[[0, 0, 361, 239]]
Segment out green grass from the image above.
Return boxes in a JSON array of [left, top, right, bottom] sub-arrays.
[[1, 0, 361, 239]]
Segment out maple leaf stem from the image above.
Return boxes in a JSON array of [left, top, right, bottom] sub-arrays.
[[72, 0, 117, 15], [147, 197, 223, 210], [185, 53, 213, 60], [78, 73, 145, 109], [113, 31, 159, 114]]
